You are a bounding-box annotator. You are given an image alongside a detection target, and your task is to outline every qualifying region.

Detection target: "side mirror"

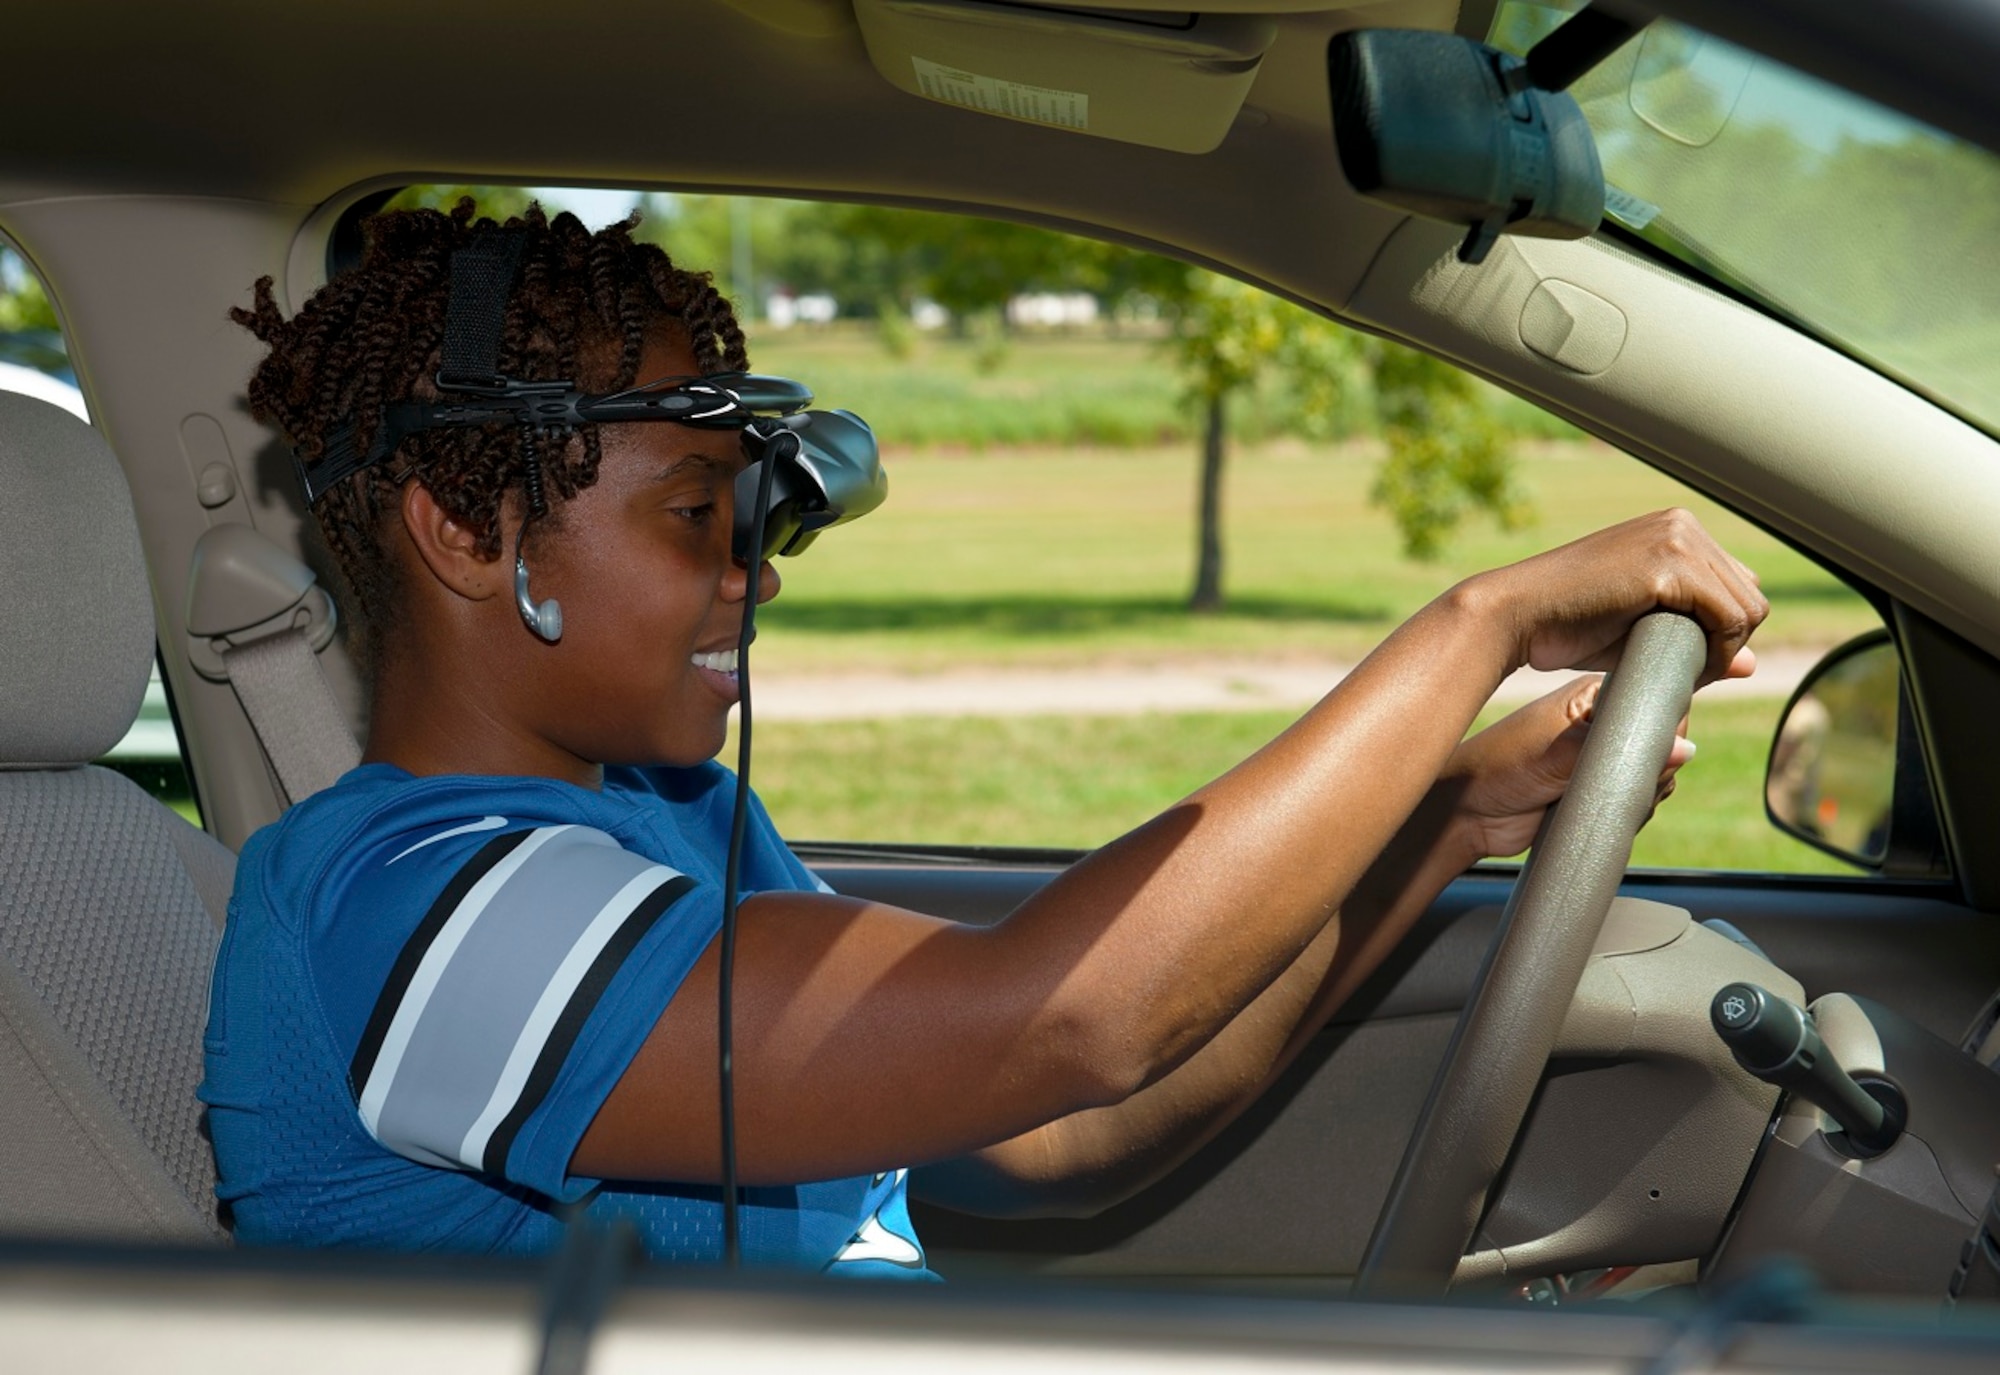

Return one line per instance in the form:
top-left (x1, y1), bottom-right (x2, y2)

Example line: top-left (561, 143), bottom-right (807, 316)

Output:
top-left (1766, 630), bottom-right (1944, 874)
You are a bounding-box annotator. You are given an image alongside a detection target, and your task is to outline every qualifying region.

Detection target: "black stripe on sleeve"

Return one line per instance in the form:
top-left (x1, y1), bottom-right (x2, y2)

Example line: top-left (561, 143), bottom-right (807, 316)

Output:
top-left (347, 827), bottom-right (535, 1100)
top-left (479, 872), bottom-right (698, 1177)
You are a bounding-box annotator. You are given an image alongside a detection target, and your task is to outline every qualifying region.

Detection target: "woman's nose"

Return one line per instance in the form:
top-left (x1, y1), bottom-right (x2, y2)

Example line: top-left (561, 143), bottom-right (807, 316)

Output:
top-left (724, 557), bottom-right (782, 605)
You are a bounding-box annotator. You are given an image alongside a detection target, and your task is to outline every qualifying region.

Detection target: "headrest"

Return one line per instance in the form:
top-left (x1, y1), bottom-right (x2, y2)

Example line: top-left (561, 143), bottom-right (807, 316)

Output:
top-left (0, 391), bottom-right (155, 766)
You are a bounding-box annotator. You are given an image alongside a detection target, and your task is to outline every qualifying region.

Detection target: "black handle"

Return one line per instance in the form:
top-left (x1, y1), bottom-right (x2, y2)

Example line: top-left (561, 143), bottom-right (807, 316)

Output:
top-left (1712, 983), bottom-right (1900, 1154)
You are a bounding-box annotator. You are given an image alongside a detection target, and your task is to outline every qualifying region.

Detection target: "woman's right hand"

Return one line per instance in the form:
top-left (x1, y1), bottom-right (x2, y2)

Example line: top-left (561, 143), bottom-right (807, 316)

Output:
top-left (1467, 508), bottom-right (1768, 686)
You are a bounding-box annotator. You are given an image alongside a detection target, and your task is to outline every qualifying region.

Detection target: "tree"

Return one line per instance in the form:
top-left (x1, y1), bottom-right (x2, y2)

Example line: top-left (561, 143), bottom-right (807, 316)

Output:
top-left (676, 199), bottom-right (1537, 596)
top-left (634, 194), bottom-right (849, 318)
top-left (1366, 341), bottom-right (1528, 560)
top-left (1064, 241), bottom-right (1527, 598)
top-left (0, 252), bottom-right (57, 335)
top-left (382, 184), bottom-right (539, 223)
top-left (819, 206), bottom-right (1078, 322)
top-left (0, 245), bottom-right (66, 375)
top-left (1158, 274), bottom-right (1363, 610)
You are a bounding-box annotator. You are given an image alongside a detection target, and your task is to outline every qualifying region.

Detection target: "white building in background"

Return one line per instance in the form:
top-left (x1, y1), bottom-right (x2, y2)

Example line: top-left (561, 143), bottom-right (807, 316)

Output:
top-left (1007, 292), bottom-right (1098, 328)
top-left (760, 294), bottom-right (1095, 333)
top-left (764, 292), bottom-right (839, 329)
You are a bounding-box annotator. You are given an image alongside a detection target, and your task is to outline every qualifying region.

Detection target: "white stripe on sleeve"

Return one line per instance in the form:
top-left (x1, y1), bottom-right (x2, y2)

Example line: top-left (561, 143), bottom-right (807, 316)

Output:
top-left (356, 825), bottom-right (571, 1135)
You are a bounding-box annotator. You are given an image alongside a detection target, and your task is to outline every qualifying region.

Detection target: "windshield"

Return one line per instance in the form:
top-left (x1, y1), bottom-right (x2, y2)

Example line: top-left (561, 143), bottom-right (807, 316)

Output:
top-left (1492, 3), bottom-right (2000, 437)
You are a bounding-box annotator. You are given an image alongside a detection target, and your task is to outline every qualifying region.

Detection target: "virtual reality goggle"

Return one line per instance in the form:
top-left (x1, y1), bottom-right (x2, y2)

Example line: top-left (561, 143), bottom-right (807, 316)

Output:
top-left (296, 231), bottom-right (887, 566)
top-left (303, 371), bottom-right (886, 564)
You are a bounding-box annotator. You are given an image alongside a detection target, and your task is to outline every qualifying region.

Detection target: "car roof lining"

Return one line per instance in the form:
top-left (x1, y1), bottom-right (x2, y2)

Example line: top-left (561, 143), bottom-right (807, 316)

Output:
top-left (11, 0), bottom-right (1994, 204)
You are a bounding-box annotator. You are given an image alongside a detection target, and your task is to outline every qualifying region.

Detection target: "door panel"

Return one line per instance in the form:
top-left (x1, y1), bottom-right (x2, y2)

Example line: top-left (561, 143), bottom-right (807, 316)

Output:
top-left (918, 1012), bottom-right (1458, 1280)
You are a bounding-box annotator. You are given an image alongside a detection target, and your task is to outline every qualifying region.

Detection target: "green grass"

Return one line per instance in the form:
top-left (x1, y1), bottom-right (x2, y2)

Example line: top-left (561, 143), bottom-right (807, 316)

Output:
top-left (742, 696), bottom-right (1856, 876)
top-left (753, 439), bottom-right (1880, 674)
top-left (753, 329), bottom-right (1189, 449)
top-left (750, 326), bottom-right (1584, 450)
top-left (1621, 697), bottom-right (1854, 874)
top-left (730, 371), bottom-right (1875, 876)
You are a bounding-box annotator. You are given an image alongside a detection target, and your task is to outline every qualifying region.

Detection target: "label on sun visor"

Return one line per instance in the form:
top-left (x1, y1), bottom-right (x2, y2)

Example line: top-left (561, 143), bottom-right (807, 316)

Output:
top-left (1603, 185), bottom-right (1661, 231)
top-left (911, 57), bottom-right (1088, 131)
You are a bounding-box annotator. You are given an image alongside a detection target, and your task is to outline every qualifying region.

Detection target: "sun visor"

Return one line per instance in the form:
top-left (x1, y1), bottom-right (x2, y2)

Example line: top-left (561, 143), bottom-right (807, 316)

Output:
top-left (853, 1), bottom-right (1276, 154)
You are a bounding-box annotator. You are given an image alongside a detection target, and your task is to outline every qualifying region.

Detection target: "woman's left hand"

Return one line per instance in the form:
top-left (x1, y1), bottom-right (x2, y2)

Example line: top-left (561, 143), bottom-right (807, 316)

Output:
top-left (1442, 675), bottom-right (1695, 862)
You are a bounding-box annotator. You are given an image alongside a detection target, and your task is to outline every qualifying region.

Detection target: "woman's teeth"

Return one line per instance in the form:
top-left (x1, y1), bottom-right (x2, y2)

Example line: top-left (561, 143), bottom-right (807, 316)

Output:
top-left (693, 650), bottom-right (739, 674)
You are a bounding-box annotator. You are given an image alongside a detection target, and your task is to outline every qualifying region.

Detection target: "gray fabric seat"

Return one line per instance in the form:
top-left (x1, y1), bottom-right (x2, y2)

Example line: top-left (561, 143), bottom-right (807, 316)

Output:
top-left (0, 391), bottom-right (232, 1243)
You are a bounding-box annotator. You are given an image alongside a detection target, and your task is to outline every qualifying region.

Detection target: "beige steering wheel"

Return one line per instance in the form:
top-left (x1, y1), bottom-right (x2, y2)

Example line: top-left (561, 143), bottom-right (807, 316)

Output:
top-left (1352, 611), bottom-right (1709, 1298)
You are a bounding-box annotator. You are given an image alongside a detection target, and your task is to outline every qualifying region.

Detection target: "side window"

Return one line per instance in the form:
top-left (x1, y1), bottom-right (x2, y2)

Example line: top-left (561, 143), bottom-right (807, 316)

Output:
top-left (384, 187), bottom-right (1887, 876)
top-left (0, 241), bottom-right (202, 826)
top-left (104, 668), bottom-right (203, 828)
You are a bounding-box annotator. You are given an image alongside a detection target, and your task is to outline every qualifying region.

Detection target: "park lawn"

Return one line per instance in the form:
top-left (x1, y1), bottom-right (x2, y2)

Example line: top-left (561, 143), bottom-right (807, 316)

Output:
top-left (752, 328), bottom-right (1192, 449)
top-left (752, 437), bottom-right (1879, 674)
top-left (739, 694), bottom-right (1856, 876)
top-left (751, 324), bottom-right (1575, 448)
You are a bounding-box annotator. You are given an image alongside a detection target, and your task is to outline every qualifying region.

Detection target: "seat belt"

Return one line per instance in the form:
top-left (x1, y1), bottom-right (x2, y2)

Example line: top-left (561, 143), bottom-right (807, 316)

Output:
top-left (185, 523), bottom-right (359, 807)
top-left (219, 627), bottom-right (360, 806)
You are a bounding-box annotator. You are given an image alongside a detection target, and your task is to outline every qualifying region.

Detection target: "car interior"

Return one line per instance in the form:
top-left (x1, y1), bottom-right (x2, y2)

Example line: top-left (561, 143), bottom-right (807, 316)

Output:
top-left (4, 0), bottom-right (2000, 1360)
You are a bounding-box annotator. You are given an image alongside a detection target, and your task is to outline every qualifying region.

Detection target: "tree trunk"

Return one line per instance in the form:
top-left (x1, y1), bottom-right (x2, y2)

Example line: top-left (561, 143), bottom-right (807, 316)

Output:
top-left (1189, 391), bottom-right (1226, 613)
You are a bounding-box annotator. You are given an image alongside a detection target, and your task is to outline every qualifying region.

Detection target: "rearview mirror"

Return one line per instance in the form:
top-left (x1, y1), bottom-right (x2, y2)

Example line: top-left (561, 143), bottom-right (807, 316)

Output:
top-left (1327, 28), bottom-right (1608, 264)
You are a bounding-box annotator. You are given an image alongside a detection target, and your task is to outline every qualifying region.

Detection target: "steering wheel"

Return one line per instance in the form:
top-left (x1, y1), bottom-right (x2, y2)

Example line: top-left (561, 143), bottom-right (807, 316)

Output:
top-left (1352, 611), bottom-right (1709, 1298)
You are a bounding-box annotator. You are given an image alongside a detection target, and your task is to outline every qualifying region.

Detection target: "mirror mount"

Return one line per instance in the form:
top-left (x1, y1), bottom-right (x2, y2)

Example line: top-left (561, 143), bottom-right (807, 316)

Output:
top-left (1520, 4), bottom-right (1650, 92)
top-left (1328, 6), bottom-right (1647, 264)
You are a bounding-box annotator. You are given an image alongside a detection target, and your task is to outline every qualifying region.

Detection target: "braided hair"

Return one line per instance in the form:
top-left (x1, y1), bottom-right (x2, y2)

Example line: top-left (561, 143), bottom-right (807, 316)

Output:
top-left (231, 199), bottom-right (749, 668)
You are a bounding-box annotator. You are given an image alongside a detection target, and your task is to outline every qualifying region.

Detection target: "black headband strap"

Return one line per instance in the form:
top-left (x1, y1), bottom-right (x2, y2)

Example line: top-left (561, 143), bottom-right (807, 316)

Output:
top-left (438, 230), bottom-right (528, 388)
top-left (293, 229), bottom-right (816, 509)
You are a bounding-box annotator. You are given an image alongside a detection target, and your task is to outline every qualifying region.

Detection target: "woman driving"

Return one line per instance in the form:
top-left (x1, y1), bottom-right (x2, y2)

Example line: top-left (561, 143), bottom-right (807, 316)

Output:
top-left (200, 202), bottom-right (1764, 1276)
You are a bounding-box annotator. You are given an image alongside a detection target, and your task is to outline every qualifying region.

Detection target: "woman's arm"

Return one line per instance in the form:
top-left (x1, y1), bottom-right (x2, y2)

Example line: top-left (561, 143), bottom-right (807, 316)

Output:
top-left (908, 771), bottom-right (1473, 1219)
top-left (574, 510), bottom-right (1764, 1188)
top-left (909, 675), bottom-right (1696, 1219)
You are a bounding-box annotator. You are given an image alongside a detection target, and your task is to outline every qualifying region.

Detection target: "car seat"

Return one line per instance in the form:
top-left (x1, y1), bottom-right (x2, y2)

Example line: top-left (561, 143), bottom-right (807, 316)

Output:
top-left (0, 391), bottom-right (232, 1243)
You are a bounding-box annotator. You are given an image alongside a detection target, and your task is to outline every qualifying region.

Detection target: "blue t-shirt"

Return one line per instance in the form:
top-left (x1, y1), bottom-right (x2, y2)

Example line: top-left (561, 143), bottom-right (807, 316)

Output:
top-left (201, 761), bottom-right (932, 1278)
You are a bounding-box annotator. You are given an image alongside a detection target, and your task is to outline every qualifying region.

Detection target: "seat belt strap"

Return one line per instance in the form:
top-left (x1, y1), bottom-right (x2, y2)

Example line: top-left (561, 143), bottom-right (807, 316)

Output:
top-left (220, 628), bottom-right (360, 806)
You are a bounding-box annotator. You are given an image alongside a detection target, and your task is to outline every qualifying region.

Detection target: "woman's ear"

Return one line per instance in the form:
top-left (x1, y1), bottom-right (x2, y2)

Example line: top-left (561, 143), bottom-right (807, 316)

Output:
top-left (399, 481), bottom-right (504, 603)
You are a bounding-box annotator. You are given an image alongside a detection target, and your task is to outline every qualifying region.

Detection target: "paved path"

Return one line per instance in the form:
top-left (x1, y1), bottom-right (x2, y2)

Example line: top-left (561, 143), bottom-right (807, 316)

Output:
top-left (751, 648), bottom-right (1820, 722)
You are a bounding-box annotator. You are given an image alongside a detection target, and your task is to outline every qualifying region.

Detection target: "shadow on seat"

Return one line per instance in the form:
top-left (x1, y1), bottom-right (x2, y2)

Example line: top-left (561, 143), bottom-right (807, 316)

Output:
top-left (0, 391), bottom-right (233, 1244)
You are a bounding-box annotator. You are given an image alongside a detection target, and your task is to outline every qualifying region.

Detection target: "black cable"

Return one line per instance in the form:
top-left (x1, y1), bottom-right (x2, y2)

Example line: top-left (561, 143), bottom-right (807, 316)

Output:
top-left (534, 1216), bottom-right (637, 1375)
top-left (520, 424), bottom-right (549, 519)
top-left (1635, 1259), bottom-right (1814, 1375)
top-left (717, 445), bottom-right (780, 1269)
